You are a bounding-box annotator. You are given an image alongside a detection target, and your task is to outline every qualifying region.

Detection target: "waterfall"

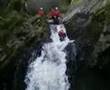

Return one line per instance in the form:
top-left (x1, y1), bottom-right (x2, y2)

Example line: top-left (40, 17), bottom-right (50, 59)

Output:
top-left (25, 24), bottom-right (74, 90)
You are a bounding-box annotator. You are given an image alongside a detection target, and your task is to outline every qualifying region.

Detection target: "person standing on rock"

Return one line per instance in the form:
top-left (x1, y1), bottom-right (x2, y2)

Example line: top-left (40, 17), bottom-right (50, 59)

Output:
top-left (54, 7), bottom-right (62, 18)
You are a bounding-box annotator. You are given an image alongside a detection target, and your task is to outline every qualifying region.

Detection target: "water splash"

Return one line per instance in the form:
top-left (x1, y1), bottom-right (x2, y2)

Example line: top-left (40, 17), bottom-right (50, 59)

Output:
top-left (25, 24), bottom-right (74, 90)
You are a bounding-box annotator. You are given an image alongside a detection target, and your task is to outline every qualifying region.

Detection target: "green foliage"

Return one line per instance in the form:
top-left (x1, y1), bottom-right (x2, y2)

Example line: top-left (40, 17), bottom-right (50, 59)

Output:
top-left (59, 0), bottom-right (70, 13)
top-left (71, 0), bottom-right (81, 5)
top-left (105, 2), bottom-right (110, 24)
top-left (0, 0), bottom-right (48, 69)
top-left (93, 1), bottom-right (110, 25)
top-left (7, 0), bottom-right (26, 11)
top-left (0, 11), bottom-right (25, 30)
top-left (86, 3), bottom-right (110, 43)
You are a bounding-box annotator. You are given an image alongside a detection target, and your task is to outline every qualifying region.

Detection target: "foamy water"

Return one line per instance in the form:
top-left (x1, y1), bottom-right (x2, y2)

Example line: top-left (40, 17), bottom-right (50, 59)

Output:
top-left (25, 24), bottom-right (74, 90)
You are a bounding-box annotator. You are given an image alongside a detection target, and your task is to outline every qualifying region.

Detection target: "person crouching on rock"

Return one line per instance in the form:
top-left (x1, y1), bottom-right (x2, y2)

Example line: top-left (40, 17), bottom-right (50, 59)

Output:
top-left (36, 7), bottom-right (45, 17)
top-left (48, 7), bottom-right (62, 24)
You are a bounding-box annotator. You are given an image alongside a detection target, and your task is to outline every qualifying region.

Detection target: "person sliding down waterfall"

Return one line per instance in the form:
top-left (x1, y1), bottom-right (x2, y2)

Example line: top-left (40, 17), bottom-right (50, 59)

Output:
top-left (48, 7), bottom-right (62, 24)
top-left (58, 30), bottom-right (66, 41)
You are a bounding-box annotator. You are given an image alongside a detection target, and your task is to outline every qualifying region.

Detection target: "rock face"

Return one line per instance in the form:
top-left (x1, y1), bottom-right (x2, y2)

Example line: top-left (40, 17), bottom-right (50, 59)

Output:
top-left (65, 42), bottom-right (79, 90)
top-left (64, 0), bottom-right (107, 22)
top-left (91, 23), bottom-right (110, 66)
top-left (65, 0), bottom-right (110, 68)
top-left (64, 0), bottom-right (110, 89)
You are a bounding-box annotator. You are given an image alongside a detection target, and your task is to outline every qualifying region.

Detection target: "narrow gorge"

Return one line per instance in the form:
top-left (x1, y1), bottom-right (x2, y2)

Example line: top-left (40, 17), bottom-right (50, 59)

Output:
top-left (0, 0), bottom-right (110, 90)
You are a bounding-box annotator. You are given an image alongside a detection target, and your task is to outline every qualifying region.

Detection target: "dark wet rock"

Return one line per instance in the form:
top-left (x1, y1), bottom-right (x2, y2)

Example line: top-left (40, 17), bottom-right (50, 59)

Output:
top-left (0, 39), bottom-right (44, 90)
top-left (65, 42), bottom-right (79, 90)
top-left (64, 1), bottom-right (110, 89)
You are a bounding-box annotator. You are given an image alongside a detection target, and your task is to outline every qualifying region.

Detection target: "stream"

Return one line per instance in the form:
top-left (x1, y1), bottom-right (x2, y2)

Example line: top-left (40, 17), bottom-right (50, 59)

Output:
top-left (25, 24), bottom-right (74, 90)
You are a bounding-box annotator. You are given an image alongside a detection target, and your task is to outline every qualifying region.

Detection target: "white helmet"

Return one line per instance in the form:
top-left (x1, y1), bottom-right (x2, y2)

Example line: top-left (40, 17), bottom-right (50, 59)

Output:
top-left (55, 7), bottom-right (58, 10)
top-left (40, 7), bottom-right (43, 10)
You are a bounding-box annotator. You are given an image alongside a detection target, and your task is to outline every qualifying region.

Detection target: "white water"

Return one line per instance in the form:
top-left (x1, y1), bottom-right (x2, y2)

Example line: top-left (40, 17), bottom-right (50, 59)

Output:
top-left (25, 24), bottom-right (74, 90)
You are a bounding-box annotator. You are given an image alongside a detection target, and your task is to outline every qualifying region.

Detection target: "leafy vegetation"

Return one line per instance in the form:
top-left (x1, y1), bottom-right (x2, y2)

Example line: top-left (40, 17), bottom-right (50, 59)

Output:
top-left (0, 0), bottom-right (48, 68)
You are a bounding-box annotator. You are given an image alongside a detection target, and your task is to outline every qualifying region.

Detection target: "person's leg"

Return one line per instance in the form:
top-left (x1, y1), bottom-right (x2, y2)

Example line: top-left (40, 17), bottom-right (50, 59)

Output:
top-left (52, 16), bottom-right (55, 24)
top-left (55, 17), bottom-right (59, 24)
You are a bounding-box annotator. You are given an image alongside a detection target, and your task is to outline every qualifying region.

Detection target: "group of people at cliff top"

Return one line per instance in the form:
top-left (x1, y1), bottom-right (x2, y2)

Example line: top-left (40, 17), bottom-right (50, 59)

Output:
top-left (36, 7), bottom-right (66, 41)
top-left (36, 7), bottom-right (62, 24)
top-left (36, 7), bottom-right (61, 18)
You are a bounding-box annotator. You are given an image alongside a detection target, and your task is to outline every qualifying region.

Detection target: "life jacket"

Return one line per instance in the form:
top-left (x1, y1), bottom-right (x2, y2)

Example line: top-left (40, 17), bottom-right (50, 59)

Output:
top-left (48, 9), bottom-right (61, 17)
top-left (37, 9), bottom-right (45, 17)
top-left (54, 9), bottom-right (61, 17)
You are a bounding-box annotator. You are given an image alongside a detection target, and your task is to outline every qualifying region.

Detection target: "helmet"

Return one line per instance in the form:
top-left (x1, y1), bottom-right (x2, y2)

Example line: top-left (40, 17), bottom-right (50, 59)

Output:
top-left (40, 7), bottom-right (43, 10)
top-left (55, 7), bottom-right (58, 10)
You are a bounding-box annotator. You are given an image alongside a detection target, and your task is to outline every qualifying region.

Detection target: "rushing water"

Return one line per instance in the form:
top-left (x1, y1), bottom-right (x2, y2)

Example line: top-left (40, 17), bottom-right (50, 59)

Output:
top-left (25, 24), bottom-right (74, 90)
